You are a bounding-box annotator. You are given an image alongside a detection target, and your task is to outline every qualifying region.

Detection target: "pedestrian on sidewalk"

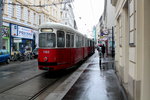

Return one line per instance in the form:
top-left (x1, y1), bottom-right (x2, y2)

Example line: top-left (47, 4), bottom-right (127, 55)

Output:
top-left (101, 44), bottom-right (105, 58)
top-left (97, 45), bottom-right (101, 52)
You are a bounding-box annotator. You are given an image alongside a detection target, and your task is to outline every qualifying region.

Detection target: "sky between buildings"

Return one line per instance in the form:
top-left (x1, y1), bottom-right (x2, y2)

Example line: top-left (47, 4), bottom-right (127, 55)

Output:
top-left (73, 0), bottom-right (104, 37)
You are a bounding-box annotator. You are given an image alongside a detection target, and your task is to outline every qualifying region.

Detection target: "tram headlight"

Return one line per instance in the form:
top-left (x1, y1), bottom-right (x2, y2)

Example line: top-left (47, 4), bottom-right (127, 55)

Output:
top-left (43, 57), bottom-right (48, 62)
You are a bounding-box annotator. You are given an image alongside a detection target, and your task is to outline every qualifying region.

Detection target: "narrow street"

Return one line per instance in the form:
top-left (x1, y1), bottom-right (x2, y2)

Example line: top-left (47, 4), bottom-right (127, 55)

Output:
top-left (0, 51), bottom-right (127, 100)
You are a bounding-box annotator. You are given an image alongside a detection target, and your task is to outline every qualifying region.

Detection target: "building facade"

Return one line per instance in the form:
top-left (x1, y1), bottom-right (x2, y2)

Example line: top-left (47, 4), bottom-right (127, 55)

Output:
top-left (61, 0), bottom-right (76, 29)
top-left (98, 0), bottom-right (115, 55)
top-left (111, 0), bottom-right (150, 100)
top-left (95, 22), bottom-right (100, 45)
top-left (2, 0), bottom-right (63, 54)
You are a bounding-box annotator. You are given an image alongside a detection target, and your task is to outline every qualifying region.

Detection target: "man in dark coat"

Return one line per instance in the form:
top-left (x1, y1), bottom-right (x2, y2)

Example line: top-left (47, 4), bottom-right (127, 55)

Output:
top-left (101, 44), bottom-right (105, 58)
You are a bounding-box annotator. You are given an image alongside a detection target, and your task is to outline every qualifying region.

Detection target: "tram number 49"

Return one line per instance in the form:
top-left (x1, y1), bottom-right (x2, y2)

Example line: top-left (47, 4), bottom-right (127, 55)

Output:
top-left (43, 51), bottom-right (50, 54)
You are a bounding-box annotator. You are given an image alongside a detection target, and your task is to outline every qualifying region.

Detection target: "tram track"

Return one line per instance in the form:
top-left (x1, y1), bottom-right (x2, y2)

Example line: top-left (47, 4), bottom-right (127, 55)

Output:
top-left (0, 69), bottom-right (73, 100)
top-left (28, 79), bottom-right (58, 100)
top-left (0, 72), bottom-right (63, 100)
top-left (0, 59), bottom-right (80, 99)
top-left (0, 72), bottom-right (45, 94)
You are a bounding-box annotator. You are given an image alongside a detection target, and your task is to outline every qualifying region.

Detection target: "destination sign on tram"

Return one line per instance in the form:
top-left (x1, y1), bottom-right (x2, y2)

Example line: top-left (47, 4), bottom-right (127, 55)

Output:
top-left (41, 28), bottom-right (53, 32)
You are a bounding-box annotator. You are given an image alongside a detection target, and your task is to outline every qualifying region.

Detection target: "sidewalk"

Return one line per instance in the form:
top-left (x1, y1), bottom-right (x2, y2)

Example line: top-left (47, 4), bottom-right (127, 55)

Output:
top-left (45, 51), bottom-right (127, 100)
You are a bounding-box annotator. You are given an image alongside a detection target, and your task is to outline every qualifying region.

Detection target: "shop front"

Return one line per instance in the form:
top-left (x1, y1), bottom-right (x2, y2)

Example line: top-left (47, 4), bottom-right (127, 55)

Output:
top-left (10, 24), bottom-right (35, 55)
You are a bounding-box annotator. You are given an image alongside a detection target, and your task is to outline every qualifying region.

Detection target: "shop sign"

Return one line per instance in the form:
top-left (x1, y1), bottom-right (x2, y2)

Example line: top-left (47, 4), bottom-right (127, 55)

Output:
top-left (11, 24), bottom-right (33, 39)
top-left (11, 24), bottom-right (18, 37)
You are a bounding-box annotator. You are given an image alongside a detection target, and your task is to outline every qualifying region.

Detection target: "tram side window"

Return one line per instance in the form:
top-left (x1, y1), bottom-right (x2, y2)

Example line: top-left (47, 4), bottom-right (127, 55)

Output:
top-left (76, 35), bottom-right (82, 48)
top-left (90, 40), bottom-right (91, 46)
top-left (79, 36), bottom-right (82, 47)
top-left (85, 39), bottom-right (87, 47)
top-left (86, 39), bottom-right (88, 47)
top-left (88, 40), bottom-right (90, 47)
top-left (82, 37), bottom-right (84, 47)
top-left (76, 35), bottom-right (79, 47)
top-left (70, 35), bottom-right (74, 47)
top-left (66, 34), bottom-right (70, 47)
top-left (57, 31), bottom-right (65, 47)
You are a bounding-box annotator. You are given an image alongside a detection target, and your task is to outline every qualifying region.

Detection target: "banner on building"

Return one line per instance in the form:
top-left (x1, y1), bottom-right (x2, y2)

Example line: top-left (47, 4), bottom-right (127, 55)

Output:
top-left (11, 24), bottom-right (33, 39)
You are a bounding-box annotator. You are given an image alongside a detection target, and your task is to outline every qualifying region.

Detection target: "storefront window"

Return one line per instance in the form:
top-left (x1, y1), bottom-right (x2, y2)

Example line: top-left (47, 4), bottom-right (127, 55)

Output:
top-left (12, 43), bottom-right (18, 51)
top-left (25, 40), bottom-right (32, 52)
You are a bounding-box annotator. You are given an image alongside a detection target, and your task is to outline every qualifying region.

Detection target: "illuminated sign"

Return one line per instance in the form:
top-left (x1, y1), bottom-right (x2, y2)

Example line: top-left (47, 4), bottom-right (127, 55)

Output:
top-left (41, 28), bottom-right (53, 32)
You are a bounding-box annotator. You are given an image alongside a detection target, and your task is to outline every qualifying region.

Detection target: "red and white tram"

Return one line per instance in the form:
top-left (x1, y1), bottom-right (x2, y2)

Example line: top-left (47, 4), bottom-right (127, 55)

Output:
top-left (38, 22), bottom-right (95, 71)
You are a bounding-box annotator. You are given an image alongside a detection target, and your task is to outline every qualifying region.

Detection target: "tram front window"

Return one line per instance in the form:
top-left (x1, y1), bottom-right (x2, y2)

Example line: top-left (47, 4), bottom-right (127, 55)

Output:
top-left (39, 33), bottom-right (56, 47)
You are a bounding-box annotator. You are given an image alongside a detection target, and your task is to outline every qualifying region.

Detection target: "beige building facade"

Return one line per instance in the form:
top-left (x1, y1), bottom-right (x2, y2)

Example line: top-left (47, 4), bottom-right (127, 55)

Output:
top-left (111, 0), bottom-right (150, 100)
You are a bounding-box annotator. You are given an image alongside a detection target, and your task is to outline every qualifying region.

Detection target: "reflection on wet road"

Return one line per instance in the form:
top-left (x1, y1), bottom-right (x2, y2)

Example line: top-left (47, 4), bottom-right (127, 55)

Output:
top-left (63, 53), bottom-right (125, 100)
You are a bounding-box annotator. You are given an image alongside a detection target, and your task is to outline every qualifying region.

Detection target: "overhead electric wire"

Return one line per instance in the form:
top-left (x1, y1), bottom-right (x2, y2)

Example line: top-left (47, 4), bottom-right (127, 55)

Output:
top-left (3, 1), bottom-right (72, 7)
top-left (89, 0), bottom-right (95, 25)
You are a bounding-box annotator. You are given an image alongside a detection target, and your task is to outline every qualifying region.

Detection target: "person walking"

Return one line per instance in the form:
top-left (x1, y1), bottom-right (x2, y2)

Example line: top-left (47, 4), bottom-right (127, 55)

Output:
top-left (101, 44), bottom-right (105, 58)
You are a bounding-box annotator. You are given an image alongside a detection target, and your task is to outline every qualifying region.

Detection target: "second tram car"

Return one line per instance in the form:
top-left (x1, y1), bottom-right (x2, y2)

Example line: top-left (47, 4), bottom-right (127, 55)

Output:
top-left (38, 22), bottom-right (95, 71)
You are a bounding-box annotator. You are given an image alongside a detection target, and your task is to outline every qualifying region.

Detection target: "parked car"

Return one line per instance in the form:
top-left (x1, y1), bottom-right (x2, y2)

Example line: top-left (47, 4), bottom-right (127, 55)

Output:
top-left (33, 48), bottom-right (38, 58)
top-left (0, 49), bottom-right (11, 64)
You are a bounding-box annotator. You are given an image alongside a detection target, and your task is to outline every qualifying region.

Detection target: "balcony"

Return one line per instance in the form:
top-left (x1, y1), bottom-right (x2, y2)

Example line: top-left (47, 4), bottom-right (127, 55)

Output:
top-left (111, 0), bottom-right (118, 6)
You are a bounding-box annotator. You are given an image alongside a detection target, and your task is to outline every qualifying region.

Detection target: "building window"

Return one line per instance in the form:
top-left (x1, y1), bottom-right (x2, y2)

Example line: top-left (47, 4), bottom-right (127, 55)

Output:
top-left (34, 13), bottom-right (36, 25)
top-left (12, 5), bottom-right (15, 17)
top-left (33, 0), bottom-right (36, 4)
top-left (50, 7), bottom-right (52, 15)
top-left (53, 9), bottom-right (55, 16)
top-left (44, 15), bottom-right (45, 22)
top-left (129, 0), bottom-right (136, 47)
top-left (117, 16), bottom-right (122, 47)
top-left (56, 11), bottom-right (58, 18)
top-left (39, 15), bottom-right (41, 25)
top-left (21, 7), bottom-right (24, 20)
top-left (65, 13), bottom-right (67, 18)
top-left (4, 0), bottom-right (8, 15)
top-left (39, 1), bottom-right (41, 5)
top-left (60, 11), bottom-right (63, 18)
top-left (28, 10), bottom-right (30, 22)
